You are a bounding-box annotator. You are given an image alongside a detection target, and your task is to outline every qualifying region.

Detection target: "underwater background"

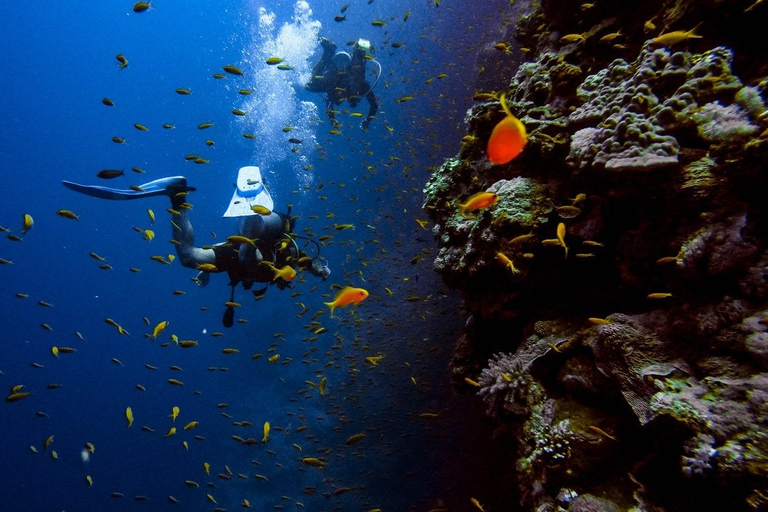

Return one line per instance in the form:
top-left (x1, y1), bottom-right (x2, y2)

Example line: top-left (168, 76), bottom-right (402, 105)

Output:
top-left (4, 0), bottom-right (768, 511)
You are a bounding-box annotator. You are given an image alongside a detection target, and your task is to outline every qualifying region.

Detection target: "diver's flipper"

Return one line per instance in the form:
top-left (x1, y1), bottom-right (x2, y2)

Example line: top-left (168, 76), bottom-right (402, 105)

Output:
top-left (252, 285), bottom-right (268, 298)
top-left (222, 306), bottom-right (235, 328)
top-left (62, 176), bottom-right (195, 201)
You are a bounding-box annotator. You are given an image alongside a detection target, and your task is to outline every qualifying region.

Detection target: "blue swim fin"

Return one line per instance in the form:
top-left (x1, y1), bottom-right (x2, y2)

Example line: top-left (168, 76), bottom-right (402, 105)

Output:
top-left (62, 176), bottom-right (195, 200)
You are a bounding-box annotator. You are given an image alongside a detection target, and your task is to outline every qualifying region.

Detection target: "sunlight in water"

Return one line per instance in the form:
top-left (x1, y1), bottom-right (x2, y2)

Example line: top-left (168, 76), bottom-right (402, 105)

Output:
top-left (240, 1), bottom-right (321, 190)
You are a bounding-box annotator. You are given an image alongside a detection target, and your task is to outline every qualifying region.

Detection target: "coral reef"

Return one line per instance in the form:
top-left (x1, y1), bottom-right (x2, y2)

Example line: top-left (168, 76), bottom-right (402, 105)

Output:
top-left (424, 1), bottom-right (768, 510)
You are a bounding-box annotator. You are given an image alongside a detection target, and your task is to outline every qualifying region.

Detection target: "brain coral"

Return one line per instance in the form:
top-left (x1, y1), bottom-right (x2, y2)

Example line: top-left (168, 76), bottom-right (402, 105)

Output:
top-left (567, 44), bottom-right (752, 173)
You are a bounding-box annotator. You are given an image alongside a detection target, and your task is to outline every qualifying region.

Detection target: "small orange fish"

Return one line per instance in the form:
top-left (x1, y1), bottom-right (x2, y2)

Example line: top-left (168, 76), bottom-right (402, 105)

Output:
top-left (324, 286), bottom-right (368, 317)
top-left (458, 192), bottom-right (498, 214)
top-left (487, 93), bottom-right (527, 164)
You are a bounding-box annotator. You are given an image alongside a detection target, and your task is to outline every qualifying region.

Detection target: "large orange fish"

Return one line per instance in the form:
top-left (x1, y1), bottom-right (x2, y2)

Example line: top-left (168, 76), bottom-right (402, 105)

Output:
top-left (324, 286), bottom-right (369, 317)
top-left (487, 93), bottom-right (527, 165)
top-left (458, 192), bottom-right (498, 214)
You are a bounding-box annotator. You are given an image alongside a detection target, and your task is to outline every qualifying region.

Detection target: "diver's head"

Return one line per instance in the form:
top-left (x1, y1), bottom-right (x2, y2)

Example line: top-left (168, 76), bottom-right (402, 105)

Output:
top-left (332, 51), bottom-right (352, 70)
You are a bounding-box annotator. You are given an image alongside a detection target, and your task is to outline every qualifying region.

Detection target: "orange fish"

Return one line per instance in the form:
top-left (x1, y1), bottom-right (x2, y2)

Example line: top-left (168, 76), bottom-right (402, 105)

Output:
top-left (324, 286), bottom-right (369, 317)
top-left (458, 192), bottom-right (498, 214)
top-left (487, 93), bottom-right (527, 164)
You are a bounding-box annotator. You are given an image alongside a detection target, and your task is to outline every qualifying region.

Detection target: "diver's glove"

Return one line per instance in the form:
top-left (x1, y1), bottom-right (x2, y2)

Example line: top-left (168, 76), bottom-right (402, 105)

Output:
top-left (195, 270), bottom-right (210, 288)
top-left (310, 259), bottom-right (331, 280)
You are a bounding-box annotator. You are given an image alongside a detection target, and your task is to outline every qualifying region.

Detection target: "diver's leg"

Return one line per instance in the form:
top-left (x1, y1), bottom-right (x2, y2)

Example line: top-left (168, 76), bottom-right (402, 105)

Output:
top-left (306, 38), bottom-right (336, 91)
top-left (170, 200), bottom-right (215, 268)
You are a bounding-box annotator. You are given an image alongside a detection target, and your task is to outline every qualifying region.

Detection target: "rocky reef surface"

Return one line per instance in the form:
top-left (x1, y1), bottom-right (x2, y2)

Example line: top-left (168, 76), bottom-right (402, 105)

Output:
top-left (424, 1), bottom-right (768, 510)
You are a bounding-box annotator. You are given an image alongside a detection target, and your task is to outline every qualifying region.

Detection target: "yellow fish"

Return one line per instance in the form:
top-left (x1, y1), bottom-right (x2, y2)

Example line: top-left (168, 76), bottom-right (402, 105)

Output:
top-left (125, 407), bottom-right (134, 428)
top-left (319, 377), bottom-right (327, 396)
top-left (152, 321), bottom-right (168, 339)
top-left (227, 235), bottom-right (257, 246)
top-left (22, 213), bottom-right (34, 233)
top-left (169, 406), bottom-right (179, 422)
top-left (557, 222), bottom-right (568, 258)
top-left (262, 421), bottom-right (270, 443)
top-left (650, 25), bottom-right (702, 48)
top-left (250, 205), bottom-right (272, 215)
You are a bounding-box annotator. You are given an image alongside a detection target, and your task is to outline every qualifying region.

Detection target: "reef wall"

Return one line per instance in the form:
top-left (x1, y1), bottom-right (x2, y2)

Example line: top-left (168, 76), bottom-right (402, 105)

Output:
top-left (424, 1), bottom-right (768, 510)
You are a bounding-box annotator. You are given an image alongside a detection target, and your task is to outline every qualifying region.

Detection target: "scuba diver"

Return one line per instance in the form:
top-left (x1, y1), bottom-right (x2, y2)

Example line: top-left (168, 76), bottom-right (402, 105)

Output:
top-left (305, 37), bottom-right (381, 130)
top-left (62, 166), bottom-right (330, 327)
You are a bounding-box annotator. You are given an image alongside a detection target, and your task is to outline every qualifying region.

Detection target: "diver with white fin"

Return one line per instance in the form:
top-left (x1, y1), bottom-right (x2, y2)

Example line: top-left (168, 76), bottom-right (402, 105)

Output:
top-left (62, 167), bottom-right (330, 327)
top-left (305, 37), bottom-right (380, 130)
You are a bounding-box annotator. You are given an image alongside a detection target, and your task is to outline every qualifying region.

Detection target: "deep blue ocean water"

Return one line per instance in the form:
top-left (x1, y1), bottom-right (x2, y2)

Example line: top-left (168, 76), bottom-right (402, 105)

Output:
top-left (1, 1), bottom-right (519, 510)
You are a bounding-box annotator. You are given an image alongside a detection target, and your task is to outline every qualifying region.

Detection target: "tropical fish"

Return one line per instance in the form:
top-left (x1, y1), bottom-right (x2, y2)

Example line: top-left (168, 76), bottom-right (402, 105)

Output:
top-left (324, 286), bottom-right (369, 317)
top-left (22, 213), bottom-right (34, 233)
top-left (152, 321), bottom-right (168, 339)
top-left (169, 406), bottom-right (179, 422)
top-left (346, 433), bottom-right (366, 445)
top-left (487, 93), bottom-right (527, 164)
top-left (557, 222), bottom-right (568, 258)
top-left (301, 457), bottom-right (326, 468)
top-left (56, 210), bottom-right (79, 221)
top-left (496, 252), bottom-right (520, 274)
top-left (265, 57), bottom-right (284, 65)
top-left (269, 264), bottom-right (297, 282)
top-left (227, 235), bottom-right (256, 246)
top-left (650, 25), bottom-right (702, 48)
top-left (262, 421), bottom-right (270, 443)
top-left (115, 54), bottom-right (128, 69)
top-left (223, 65), bottom-right (243, 75)
top-left (132, 1), bottom-right (151, 13)
top-left (457, 192), bottom-right (498, 214)
top-left (125, 407), bottom-right (134, 427)
top-left (560, 33), bottom-right (587, 44)
top-left (97, 169), bottom-right (124, 179)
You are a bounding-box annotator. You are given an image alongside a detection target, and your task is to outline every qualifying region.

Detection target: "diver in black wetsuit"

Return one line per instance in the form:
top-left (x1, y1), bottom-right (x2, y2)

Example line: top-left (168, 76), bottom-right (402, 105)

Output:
top-left (62, 167), bottom-right (330, 326)
top-left (305, 37), bottom-right (380, 130)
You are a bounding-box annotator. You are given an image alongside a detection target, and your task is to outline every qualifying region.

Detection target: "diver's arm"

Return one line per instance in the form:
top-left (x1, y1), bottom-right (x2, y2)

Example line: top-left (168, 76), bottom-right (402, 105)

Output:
top-left (171, 207), bottom-right (215, 268)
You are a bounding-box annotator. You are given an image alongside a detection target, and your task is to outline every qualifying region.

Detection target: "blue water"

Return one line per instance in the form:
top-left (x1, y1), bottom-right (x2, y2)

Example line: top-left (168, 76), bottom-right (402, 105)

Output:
top-left (1, 1), bottom-right (517, 510)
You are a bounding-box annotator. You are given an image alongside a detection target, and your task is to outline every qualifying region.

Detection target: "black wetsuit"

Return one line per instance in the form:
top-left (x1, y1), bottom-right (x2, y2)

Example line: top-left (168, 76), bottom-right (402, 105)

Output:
top-left (305, 42), bottom-right (378, 126)
top-left (211, 214), bottom-right (309, 292)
